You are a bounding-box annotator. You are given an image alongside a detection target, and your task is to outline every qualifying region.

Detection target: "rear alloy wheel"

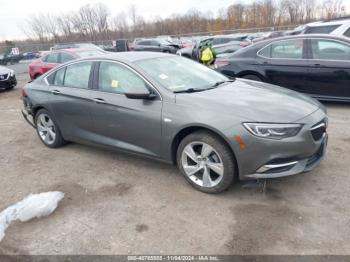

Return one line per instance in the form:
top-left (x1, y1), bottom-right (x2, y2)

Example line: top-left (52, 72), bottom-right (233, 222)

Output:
top-left (177, 131), bottom-right (236, 193)
top-left (35, 109), bottom-right (66, 148)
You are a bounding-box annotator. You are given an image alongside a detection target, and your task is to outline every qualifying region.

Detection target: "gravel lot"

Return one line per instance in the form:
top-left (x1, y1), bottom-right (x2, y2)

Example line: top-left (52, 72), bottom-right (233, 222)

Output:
top-left (0, 63), bottom-right (350, 255)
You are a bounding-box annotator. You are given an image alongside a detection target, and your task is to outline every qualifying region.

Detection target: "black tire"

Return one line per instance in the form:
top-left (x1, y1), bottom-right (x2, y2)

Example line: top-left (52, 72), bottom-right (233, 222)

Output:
top-left (34, 109), bottom-right (66, 148)
top-left (241, 74), bottom-right (263, 81)
top-left (177, 131), bottom-right (236, 194)
top-left (163, 50), bottom-right (171, 53)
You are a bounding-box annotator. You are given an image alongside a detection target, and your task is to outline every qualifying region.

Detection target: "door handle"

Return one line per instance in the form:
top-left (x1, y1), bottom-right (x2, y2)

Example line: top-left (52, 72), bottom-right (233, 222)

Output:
top-left (93, 98), bottom-right (106, 104)
top-left (314, 63), bottom-right (321, 67)
top-left (51, 90), bottom-right (61, 95)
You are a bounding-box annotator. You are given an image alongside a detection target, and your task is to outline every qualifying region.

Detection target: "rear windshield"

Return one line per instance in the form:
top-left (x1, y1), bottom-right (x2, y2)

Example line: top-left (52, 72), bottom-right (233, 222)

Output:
top-left (76, 50), bottom-right (105, 58)
top-left (304, 25), bottom-right (341, 34)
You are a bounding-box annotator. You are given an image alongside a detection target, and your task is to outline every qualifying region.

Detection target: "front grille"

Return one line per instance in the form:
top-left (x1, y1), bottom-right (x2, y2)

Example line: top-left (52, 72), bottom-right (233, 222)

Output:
top-left (311, 121), bottom-right (326, 141)
top-left (0, 74), bottom-right (9, 81)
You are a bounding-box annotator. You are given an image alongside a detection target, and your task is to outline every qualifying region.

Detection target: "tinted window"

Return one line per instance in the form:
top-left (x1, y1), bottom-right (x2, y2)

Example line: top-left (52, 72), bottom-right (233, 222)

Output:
top-left (304, 25), bottom-right (340, 34)
top-left (258, 45), bottom-right (271, 57)
top-left (344, 28), bottom-right (350, 38)
top-left (138, 41), bottom-right (150, 46)
top-left (54, 67), bottom-right (66, 86)
top-left (270, 39), bottom-right (303, 59)
top-left (44, 53), bottom-right (59, 63)
top-left (311, 39), bottom-right (350, 60)
top-left (212, 38), bottom-right (221, 45)
top-left (98, 62), bottom-right (149, 94)
top-left (60, 52), bottom-right (75, 63)
top-left (64, 62), bottom-right (93, 89)
top-left (151, 40), bottom-right (160, 46)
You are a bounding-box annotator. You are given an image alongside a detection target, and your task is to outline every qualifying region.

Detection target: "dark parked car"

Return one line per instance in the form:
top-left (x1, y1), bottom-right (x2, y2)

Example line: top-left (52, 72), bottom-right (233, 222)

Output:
top-left (215, 34), bottom-right (350, 102)
top-left (21, 52), bottom-right (327, 193)
top-left (177, 34), bottom-right (247, 60)
top-left (0, 66), bottom-right (17, 90)
top-left (133, 39), bottom-right (180, 53)
top-left (0, 53), bottom-right (22, 65)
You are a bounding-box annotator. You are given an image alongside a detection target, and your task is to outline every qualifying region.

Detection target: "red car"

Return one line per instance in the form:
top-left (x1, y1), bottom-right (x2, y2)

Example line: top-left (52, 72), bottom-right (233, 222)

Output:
top-left (28, 48), bottom-right (105, 80)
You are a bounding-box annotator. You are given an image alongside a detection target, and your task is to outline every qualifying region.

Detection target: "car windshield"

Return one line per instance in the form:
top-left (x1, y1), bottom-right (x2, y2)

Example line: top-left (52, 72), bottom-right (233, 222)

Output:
top-left (77, 50), bottom-right (105, 58)
top-left (136, 56), bottom-right (229, 92)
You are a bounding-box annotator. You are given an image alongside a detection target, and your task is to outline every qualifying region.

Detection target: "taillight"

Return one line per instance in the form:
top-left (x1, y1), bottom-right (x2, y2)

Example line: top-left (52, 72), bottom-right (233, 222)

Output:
top-left (21, 87), bottom-right (28, 97)
top-left (214, 60), bottom-right (230, 69)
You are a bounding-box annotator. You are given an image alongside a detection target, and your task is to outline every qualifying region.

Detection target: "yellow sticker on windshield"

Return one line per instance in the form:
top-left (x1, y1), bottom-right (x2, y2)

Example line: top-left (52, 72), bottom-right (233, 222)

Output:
top-left (111, 80), bottom-right (119, 88)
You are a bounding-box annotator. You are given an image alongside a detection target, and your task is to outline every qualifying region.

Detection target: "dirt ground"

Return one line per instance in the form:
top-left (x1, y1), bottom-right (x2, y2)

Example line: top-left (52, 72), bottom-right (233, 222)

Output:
top-left (0, 66), bottom-right (350, 255)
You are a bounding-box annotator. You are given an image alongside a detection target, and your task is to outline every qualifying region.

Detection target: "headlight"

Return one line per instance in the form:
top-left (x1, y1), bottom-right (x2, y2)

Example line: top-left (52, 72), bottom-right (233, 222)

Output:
top-left (243, 123), bottom-right (303, 139)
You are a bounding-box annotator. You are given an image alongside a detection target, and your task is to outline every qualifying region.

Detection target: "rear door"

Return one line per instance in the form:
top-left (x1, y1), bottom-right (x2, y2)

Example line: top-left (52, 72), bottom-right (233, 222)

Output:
top-left (306, 38), bottom-right (350, 99)
top-left (256, 38), bottom-right (309, 92)
top-left (89, 61), bottom-right (163, 157)
top-left (47, 61), bottom-right (94, 141)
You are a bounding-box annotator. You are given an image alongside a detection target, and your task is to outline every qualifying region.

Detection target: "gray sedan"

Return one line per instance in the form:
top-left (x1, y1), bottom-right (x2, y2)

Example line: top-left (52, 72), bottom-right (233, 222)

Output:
top-left (21, 52), bottom-right (328, 193)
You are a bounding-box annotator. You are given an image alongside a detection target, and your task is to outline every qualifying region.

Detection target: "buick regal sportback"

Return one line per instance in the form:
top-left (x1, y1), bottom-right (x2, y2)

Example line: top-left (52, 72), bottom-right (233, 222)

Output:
top-left (21, 52), bottom-right (328, 193)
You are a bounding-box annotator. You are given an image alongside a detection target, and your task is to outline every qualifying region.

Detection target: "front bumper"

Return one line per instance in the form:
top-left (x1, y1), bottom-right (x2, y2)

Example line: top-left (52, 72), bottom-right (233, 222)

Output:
top-left (0, 75), bottom-right (17, 89)
top-left (246, 134), bottom-right (327, 179)
top-left (227, 109), bottom-right (328, 180)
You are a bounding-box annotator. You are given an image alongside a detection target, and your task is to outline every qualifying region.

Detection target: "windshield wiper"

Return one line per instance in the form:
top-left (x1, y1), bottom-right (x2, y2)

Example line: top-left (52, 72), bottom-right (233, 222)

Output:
top-left (174, 88), bottom-right (208, 93)
top-left (211, 79), bottom-right (235, 88)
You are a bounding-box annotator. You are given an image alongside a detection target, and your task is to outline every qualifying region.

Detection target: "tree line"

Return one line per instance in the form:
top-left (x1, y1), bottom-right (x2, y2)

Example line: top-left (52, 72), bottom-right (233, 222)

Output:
top-left (1, 0), bottom-right (348, 50)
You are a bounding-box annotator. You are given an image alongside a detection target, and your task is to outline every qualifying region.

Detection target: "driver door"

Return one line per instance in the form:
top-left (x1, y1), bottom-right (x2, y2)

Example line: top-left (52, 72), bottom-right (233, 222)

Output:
top-left (89, 61), bottom-right (163, 157)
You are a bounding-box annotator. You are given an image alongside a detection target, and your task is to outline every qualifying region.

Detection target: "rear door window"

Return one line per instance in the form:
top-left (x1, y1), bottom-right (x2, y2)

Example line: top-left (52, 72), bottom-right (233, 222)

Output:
top-left (310, 39), bottom-right (350, 60)
top-left (63, 62), bottom-right (93, 89)
top-left (54, 67), bottom-right (66, 86)
top-left (270, 39), bottom-right (304, 59)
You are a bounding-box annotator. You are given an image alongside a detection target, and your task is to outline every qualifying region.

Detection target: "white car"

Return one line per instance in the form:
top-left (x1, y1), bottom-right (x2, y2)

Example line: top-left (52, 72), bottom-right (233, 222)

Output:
top-left (301, 18), bottom-right (350, 38)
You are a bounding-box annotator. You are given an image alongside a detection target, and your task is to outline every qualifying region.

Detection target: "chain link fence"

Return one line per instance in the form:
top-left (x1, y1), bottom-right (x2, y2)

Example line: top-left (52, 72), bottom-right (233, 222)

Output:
top-left (0, 25), bottom-right (298, 54)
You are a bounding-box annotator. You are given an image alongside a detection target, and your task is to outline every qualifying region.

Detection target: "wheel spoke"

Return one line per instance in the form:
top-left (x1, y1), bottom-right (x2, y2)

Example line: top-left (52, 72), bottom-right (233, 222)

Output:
top-left (48, 129), bottom-right (56, 141)
top-left (201, 143), bottom-right (213, 158)
top-left (39, 114), bottom-right (46, 127)
top-left (46, 119), bottom-right (54, 127)
top-left (202, 167), bottom-right (213, 187)
top-left (184, 145), bottom-right (198, 163)
top-left (37, 124), bottom-right (46, 133)
top-left (207, 161), bottom-right (224, 176)
top-left (44, 132), bottom-right (51, 143)
top-left (184, 165), bottom-right (203, 176)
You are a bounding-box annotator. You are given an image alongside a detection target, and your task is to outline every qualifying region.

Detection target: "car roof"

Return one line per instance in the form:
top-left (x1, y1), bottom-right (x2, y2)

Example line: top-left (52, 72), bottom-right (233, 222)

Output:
top-left (68, 51), bottom-right (171, 64)
top-left (307, 19), bottom-right (350, 27)
top-left (101, 51), bottom-right (172, 62)
top-left (254, 34), bottom-right (350, 46)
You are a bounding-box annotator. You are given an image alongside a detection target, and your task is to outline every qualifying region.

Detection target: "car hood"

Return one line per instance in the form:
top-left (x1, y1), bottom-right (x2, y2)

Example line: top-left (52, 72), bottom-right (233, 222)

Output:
top-left (175, 79), bottom-right (321, 123)
top-left (0, 66), bottom-right (11, 74)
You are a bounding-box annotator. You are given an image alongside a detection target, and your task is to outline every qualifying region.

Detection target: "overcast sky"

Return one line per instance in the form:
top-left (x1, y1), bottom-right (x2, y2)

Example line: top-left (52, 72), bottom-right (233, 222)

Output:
top-left (0, 0), bottom-right (237, 40)
top-left (0, 0), bottom-right (349, 41)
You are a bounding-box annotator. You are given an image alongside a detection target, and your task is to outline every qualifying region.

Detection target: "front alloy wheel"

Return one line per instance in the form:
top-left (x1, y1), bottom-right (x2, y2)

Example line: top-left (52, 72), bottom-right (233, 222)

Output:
top-left (181, 142), bottom-right (224, 188)
top-left (177, 131), bottom-right (236, 193)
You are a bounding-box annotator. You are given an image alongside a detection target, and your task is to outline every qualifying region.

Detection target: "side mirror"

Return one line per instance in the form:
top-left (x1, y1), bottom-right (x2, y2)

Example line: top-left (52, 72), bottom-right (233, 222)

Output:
top-left (124, 90), bottom-right (157, 100)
